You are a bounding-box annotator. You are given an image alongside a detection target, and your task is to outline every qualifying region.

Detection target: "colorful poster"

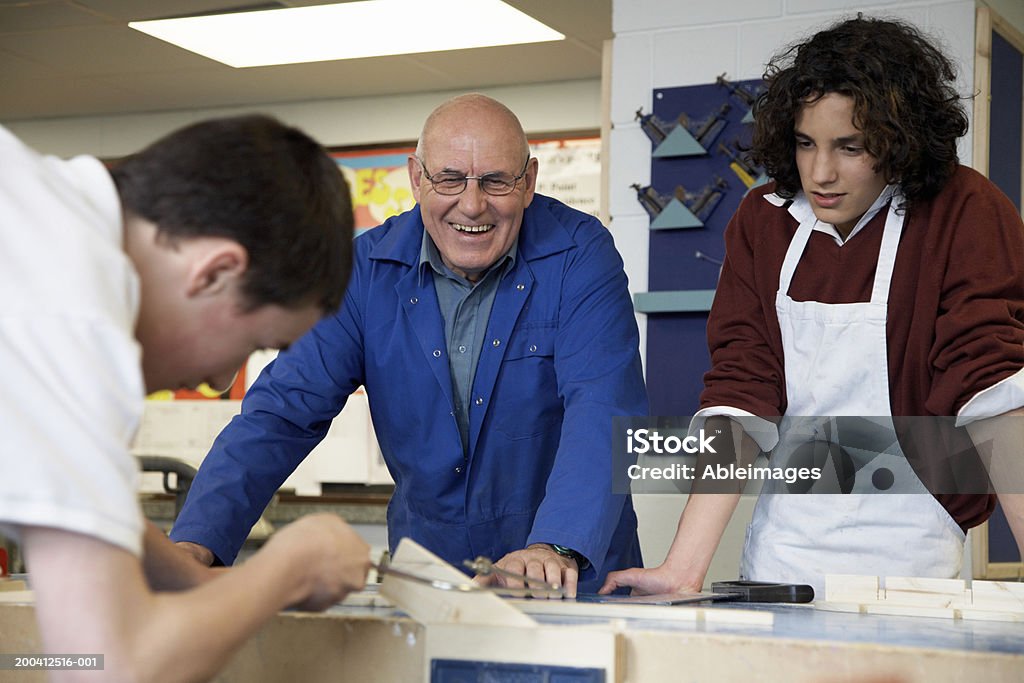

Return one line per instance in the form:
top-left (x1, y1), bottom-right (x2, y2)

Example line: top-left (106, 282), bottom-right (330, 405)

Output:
top-left (332, 147), bottom-right (417, 234)
top-left (151, 372), bottom-right (246, 401)
top-left (531, 137), bottom-right (602, 218)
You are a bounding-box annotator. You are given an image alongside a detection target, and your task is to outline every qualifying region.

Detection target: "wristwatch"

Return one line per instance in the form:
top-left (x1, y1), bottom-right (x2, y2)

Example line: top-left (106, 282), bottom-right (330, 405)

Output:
top-left (549, 544), bottom-right (591, 571)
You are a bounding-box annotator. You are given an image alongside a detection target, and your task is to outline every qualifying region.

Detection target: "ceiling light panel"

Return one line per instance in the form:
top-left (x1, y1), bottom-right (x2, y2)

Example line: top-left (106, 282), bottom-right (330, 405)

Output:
top-left (128, 0), bottom-right (565, 68)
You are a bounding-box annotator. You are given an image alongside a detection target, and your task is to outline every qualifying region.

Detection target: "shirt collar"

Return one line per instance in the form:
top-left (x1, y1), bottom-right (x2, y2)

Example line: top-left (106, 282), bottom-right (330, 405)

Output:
top-left (823, 183), bottom-right (897, 243)
top-left (764, 184), bottom-right (898, 245)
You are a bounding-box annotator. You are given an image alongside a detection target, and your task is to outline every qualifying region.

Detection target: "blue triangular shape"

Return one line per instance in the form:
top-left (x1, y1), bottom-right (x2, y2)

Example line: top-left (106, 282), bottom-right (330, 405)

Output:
top-left (650, 198), bottom-right (703, 229)
top-left (653, 125), bottom-right (706, 157)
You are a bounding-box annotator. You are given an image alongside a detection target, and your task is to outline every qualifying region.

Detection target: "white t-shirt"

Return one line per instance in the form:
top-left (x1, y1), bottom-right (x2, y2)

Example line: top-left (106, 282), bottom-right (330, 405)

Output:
top-left (0, 126), bottom-right (145, 556)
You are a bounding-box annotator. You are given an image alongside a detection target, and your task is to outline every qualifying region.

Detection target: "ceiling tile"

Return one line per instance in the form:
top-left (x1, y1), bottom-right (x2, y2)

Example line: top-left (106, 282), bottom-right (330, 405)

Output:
top-left (0, 47), bottom-right (61, 79)
top-left (0, 0), bottom-right (104, 33)
top-left (0, 73), bottom-right (138, 119)
top-left (1, 24), bottom-right (224, 74)
top-left (72, 0), bottom-right (276, 22)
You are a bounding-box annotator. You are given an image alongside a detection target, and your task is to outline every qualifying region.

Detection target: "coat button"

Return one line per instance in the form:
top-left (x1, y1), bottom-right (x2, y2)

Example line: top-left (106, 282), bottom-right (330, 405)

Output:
top-left (492, 339), bottom-right (501, 347)
top-left (410, 297), bottom-right (418, 304)
top-left (529, 344), bottom-right (537, 353)
top-left (454, 466), bottom-right (463, 474)
top-left (433, 349), bottom-right (441, 358)
top-left (475, 397), bottom-right (484, 406)
top-left (516, 283), bottom-right (525, 291)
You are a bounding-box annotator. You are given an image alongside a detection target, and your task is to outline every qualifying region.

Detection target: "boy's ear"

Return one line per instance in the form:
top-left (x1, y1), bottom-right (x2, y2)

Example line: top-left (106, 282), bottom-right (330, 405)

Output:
top-left (186, 240), bottom-right (248, 298)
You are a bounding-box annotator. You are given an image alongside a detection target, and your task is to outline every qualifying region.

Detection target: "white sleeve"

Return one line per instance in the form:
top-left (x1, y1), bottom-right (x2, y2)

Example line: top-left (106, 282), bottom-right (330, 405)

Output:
top-left (955, 369), bottom-right (1024, 426)
top-left (0, 314), bottom-right (144, 555)
top-left (689, 407), bottom-right (780, 452)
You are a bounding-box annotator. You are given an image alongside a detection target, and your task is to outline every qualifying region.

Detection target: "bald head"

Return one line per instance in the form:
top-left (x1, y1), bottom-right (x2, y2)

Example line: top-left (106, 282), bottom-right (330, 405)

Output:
top-left (408, 93), bottom-right (538, 283)
top-left (416, 94), bottom-right (530, 166)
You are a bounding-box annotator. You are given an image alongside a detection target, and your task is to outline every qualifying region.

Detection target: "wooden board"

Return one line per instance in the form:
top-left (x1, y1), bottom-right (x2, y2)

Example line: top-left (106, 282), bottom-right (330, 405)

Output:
top-left (380, 537), bottom-right (535, 627)
top-left (818, 574), bottom-right (1024, 622)
top-left (380, 538), bottom-right (620, 681)
top-left (507, 597), bottom-right (773, 626)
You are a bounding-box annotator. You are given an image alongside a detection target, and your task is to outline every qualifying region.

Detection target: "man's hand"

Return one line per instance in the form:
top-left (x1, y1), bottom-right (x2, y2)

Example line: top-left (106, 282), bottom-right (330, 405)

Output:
top-left (176, 540), bottom-right (215, 567)
top-left (142, 522), bottom-right (221, 592)
top-left (598, 564), bottom-right (702, 596)
top-left (474, 543), bottom-right (579, 598)
top-left (260, 513), bottom-right (371, 611)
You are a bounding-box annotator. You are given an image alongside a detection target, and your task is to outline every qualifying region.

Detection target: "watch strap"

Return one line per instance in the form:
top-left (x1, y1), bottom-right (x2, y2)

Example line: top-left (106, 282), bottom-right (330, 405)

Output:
top-left (549, 544), bottom-right (591, 570)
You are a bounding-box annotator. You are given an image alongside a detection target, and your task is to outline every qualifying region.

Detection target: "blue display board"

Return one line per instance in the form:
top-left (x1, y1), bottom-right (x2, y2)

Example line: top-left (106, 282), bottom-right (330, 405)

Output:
top-left (990, 31), bottom-right (1023, 213)
top-left (639, 78), bottom-right (765, 414)
top-left (986, 26), bottom-right (1024, 566)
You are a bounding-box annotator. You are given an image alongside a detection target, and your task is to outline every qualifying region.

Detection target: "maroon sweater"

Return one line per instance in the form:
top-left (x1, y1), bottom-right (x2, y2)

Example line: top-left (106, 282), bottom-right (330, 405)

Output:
top-left (701, 166), bottom-right (1024, 530)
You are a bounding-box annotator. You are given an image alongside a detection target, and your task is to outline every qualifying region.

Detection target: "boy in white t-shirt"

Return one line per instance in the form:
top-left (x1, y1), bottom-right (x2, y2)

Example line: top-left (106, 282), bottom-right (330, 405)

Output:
top-left (0, 115), bottom-right (370, 681)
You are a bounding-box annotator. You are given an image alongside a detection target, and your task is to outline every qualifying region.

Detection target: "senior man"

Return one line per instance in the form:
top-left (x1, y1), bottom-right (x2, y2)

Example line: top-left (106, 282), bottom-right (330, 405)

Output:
top-left (171, 94), bottom-right (647, 596)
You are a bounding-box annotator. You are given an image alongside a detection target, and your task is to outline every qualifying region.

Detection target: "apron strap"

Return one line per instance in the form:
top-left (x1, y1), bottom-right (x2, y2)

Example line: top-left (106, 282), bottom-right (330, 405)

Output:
top-left (869, 191), bottom-right (905, 305)
top-left (777, 197), bottom-right (816, 295)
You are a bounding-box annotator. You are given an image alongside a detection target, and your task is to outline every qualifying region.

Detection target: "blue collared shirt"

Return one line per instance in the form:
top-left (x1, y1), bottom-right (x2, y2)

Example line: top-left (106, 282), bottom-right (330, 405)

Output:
top-left (421, 233), bottom-right (518, 455)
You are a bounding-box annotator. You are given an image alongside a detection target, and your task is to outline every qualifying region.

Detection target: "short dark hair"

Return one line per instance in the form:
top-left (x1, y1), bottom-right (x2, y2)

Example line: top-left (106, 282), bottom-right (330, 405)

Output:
top-left (110, 114), bottom-right (353, 312)
top-left (750, 15), bottom-right (969, 202)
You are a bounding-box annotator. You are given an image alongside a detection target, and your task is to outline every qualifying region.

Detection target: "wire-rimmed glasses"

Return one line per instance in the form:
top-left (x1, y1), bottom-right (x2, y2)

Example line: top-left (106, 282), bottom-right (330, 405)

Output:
top-left (413, 156), bottom-right (530, 196)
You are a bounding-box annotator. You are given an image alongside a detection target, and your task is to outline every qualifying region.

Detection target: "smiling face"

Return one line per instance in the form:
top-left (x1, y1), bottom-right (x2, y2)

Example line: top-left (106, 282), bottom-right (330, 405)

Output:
top-left (409, 96), bottom-right (537, 282)
top-left (794, 92), bottom-right (889, 239)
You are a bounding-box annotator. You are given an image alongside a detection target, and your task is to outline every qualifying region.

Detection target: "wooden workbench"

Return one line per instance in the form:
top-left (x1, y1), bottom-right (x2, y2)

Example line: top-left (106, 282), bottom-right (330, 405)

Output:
top-left (1, 591), bottom-right (1022, 682)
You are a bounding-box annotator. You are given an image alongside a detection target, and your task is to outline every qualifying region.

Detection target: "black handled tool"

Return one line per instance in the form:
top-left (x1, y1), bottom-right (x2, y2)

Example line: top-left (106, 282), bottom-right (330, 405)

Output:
top-left (710, 580), bottom-right (814, 603)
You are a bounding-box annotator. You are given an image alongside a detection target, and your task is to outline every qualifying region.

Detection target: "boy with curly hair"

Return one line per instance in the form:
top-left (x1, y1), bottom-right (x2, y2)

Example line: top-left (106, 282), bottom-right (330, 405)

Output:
top-left (603, 15), bottom-right (1024, 596)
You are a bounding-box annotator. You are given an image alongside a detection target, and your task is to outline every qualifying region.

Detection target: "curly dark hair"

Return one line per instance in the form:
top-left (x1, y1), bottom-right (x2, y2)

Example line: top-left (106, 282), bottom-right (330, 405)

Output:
top-left (750, 15), bottom-right (969, 202)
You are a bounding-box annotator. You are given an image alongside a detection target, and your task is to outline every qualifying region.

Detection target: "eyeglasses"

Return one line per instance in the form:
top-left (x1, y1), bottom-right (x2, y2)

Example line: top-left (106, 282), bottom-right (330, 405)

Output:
top-left (413, 156), bottom-right (530, 196)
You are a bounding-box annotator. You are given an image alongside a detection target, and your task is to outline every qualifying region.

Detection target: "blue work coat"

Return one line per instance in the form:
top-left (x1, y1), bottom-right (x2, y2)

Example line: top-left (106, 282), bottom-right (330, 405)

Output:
top-left (171, 195), bottom-right (647, 591)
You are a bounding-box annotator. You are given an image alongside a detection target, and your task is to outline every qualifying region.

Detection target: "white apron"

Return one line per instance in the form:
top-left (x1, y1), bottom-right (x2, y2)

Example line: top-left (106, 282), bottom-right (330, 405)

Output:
top-left (739, 193), bottom-right (965, 597)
